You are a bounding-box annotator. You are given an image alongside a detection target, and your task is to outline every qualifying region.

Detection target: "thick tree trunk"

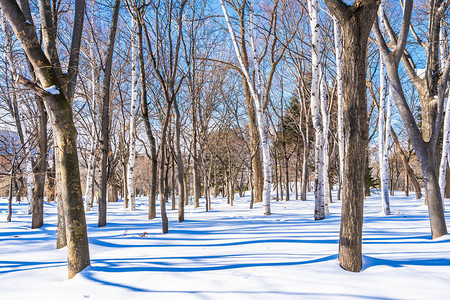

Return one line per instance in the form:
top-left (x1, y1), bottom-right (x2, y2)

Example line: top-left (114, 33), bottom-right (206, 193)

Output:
top-left (0, 0), bottom-right (90, 278)
top-left (338, 22), bottom-right (370, 272)
top-left (324, 0), bottom-right (379, 271)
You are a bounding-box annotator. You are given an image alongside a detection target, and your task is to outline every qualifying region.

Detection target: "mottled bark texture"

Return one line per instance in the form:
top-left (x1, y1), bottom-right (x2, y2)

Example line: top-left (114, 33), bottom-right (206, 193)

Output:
top-left (0, 0), bottom-right (90, 278)
top-left (324, 0), bottom-right (379, 272)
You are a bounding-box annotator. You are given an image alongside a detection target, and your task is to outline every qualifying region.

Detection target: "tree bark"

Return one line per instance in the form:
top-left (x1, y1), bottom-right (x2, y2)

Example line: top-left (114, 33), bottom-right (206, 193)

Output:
top-left (99, 0), bottom-right (120, 227)
top-left (127, 12), bottom-right (138, 211)
top-left (136, 19), bottom-right (157, 219)
top-left (174, 100), bottom-right (185, 222)
top-left (32, 98), bottom-right (48, 229)
top-left (373, 0), bottom-right (448, 238)
top-left (324, 0), bottom-right (379, 272)
top-left (0, 0), bottom-right (90, 278)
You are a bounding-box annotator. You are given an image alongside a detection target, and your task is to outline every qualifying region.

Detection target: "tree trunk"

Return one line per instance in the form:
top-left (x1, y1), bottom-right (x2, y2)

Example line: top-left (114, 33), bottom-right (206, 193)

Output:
top-left (174, 101), bottom-right (185, 222)
top-left (324, 0), bottom-right (379, 271)
top-left (0, 0), bottom-right (91, 278)
top-left (7, 173), bottom-right (13, 222)
top-left (56, 149), bottom-right (66, 249)
top-left (99, 0), bottom-right (120, 227)
top-left (333, 17), bottom-right (345, 202)
top-left (301, 134), bottom-right (309, 201)
top-left (31, 98), bottom-right (47, 229)
top-left (274, 153), bottom-right (279, 201)
top-left (159, 113), bottom-right (171, 233)
top-left (127, 12), bottom-right (138, 212)
top-left (137, 20), bottom-right (157, 219)
top-left (309, 0), bottom-right (325, 220)
top-left (373, 0), bottom-right (447, 238)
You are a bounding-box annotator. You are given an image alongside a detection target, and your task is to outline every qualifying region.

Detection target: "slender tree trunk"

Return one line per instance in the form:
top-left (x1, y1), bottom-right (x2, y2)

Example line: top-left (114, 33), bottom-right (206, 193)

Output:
top-left (127, 12), bottom-right (138, 212)
top-left (320, 65), bottom-right (330, 214)
top-left (295, 147), bottom-right (299, 200)
top-left (122, 163), bottom-right (128, 207)
top-left (333, 17), bottom-right (344, 202)
top-left (56, 149), bottom-right (66, 249)
top-left (309, 0), bottom-right (325, 220)
top-left (99, 0), bottom-right (120, 227)
top-left (174, 101), bottom-right (185, 222)
top-left (274, 153), bottom-right (279, 201)
top-left (7, 172), bottom-right (14, 222)
top-left (378, 13), bottom-right (390, 215)
top-left (137, 20), bottom-right (157, 219)
top-left (192, 100), bottom-right (201, 208)
top-left (301, 133), bottom-right (309, 201)
top-left (31, 98), bottom-right (47, 229)
top-left (159, 113), bottom-right (171, 233)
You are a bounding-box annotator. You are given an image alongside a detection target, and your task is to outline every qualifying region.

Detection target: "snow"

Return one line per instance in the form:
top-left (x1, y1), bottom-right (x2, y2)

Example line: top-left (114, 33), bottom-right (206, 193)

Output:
top-left (416, 68), bottom-right (426, 79)
top-left (44, 85), bottom-right (60, 95)
top-left (1, 192), bottom-right (450, 299)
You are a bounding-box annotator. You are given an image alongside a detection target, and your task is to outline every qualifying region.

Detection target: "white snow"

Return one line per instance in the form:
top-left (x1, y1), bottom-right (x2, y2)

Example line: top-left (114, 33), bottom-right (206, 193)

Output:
top-left (44, 85), bottom-right (60, 95)
top-left (1, 192), bottom-right (449, 299)
top-left (416, 68), bottom-right (426, 79)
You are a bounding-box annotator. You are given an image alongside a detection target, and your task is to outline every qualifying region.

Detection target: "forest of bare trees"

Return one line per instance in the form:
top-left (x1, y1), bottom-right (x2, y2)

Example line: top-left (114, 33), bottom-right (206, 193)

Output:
top-left (0, 0), bottom-right (449, 279)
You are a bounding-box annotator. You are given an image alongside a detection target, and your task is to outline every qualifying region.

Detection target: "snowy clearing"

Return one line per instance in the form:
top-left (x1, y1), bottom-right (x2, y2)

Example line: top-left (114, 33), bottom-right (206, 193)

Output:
top-left (1, 192), bottom-right (450, 299)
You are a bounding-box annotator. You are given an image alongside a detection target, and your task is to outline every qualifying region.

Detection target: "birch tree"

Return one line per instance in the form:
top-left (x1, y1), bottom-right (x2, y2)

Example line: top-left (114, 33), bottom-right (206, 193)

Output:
top-left (377, 1), bottom-right (390, 215)
top-left (127, 6), bottom-right (138, 211)
top-left (85, 1), bottom-right (98, 212)
top-left (308, 0), bottom-right (326, 220)
top-left (333, 17), bottom-right (344, 201)
top-left (320, 64), bottom-right (330, 214)
top-left (439, 24), bottom-right (449, 200)
top-left (219, 0), bottom-right (280, 215)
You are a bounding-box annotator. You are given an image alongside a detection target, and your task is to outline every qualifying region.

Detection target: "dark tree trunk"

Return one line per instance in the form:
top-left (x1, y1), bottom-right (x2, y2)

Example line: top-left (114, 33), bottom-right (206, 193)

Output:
top-left (274, 153), bottom-right (279, 201)
top-left (99, 0), bottom-right (120, 227)
top-left (31, 98), bottom-right (47, 229)
top-left (174, 101), bottom-right (185, 222)
top-left (0, 0), bottom-right (90, 278)
top-left (159, 113), bottom-right (171, 233)
top-left (324, 0), bottom-right (379, 272)
top-left (7, 173), bottom-right (13, 222)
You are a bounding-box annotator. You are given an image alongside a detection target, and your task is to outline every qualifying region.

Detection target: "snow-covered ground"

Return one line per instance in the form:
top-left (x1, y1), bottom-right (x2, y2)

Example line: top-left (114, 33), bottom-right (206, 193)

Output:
top-left (1, 191), bottom-right (449, 299)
